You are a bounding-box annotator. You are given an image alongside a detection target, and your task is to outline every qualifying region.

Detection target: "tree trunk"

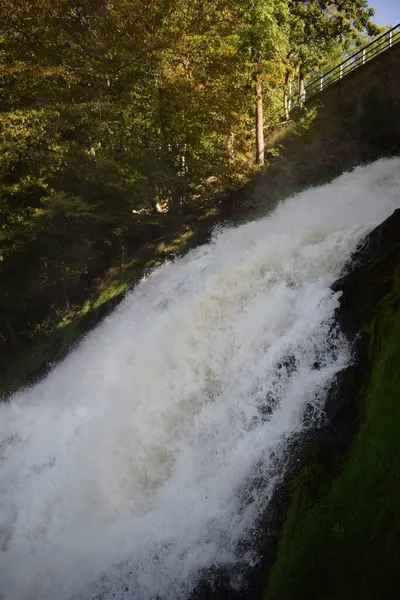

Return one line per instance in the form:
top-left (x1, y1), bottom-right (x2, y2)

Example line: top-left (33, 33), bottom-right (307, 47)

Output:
top-left (170, 182), bottom-right (181, 214)
top-left (227, 132), bottom-right (235, 161)
top-left (284, 71), bottom-right (293, 119)
top-left (121, 240), bottom-right (127, 266)
top-left (255, 77), bottom-right (264, 165)
top-left (284, 90), bottom-right (289, 121)
top-left (299, 65), bottom-right (305, 106)
top-left (62, 281), bottom-right (70, 310)
top-left (1, 315), bottom-right (16, 348)
top-left (158, 86), bottom-right (182, 215)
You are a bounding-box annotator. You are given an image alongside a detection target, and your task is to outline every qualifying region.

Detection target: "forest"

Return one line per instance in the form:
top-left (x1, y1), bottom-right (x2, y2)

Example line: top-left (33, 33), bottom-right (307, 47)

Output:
top-left (0, 0), bottom-right (379, 390)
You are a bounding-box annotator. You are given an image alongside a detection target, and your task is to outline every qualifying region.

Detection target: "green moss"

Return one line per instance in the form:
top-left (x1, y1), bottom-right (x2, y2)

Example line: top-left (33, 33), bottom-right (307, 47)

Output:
top-left (162, 230), bottom-right (196, 254)
top-left (265, 267), bottom-right (400, 600)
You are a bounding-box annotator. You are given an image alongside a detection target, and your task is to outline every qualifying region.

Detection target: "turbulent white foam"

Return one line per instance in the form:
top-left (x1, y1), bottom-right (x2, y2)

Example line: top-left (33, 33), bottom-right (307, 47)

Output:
top-left (1, 158), bottom-right (400, 599)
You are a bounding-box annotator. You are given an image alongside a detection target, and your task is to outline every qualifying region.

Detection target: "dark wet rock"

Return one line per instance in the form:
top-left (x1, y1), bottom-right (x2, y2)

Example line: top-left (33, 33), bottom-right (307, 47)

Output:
top-left (277, 355), bottom-right (297, 377)
top-left (190, 208), bottom-right (400, 600)
top-left (324, 208), bottom-right (400, 444)
top-left (332, 208), bottom-right (400, 335)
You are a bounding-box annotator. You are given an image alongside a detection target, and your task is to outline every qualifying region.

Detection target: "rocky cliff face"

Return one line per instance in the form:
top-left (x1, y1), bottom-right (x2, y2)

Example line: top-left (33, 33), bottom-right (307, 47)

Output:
top-left (324, 208), bottom-right (400, 441)
top-left (192, 209), bottom-right (400, 600)
top-left (264, 208), bottom-right (400, 600)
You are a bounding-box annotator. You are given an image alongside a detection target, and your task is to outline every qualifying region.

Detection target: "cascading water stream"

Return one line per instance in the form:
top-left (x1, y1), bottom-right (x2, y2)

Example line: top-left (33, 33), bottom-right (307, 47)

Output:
top-left (1, 158), bottom-right (400, 600)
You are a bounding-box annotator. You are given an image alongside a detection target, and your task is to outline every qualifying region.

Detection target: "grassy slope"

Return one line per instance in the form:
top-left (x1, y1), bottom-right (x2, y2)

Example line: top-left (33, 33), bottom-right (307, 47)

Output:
top-left (0, 224), bottom-right (208, 399)
top-left (265, 267), bottom-right (400, 600)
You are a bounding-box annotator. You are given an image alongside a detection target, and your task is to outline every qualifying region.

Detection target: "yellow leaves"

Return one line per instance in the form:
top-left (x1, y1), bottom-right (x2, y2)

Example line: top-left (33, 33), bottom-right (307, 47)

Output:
top-left (0, 110), bottom-right (58, 149)
top-left (0, 61), bottom-right (29, 77)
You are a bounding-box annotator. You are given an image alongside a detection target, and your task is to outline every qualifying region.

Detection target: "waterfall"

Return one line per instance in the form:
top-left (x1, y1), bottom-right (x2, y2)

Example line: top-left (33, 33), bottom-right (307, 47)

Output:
top-left (1, 158), bottom-right (400, 600)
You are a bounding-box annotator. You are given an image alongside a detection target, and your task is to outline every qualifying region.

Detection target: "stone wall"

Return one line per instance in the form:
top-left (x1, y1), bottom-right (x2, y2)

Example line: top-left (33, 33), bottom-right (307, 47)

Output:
top-left (243, 42), bottom-right (400, 213)
top-left (306, 40), bottom-right (400, 170)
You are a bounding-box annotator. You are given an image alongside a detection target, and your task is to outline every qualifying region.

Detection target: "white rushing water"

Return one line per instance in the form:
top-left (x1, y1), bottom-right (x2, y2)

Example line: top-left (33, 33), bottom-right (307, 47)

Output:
top-left (1, 158), bottom-right (400, 600)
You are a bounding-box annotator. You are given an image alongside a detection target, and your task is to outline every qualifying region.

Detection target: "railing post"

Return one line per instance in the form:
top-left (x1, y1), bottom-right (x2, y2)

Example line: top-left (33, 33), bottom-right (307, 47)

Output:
top-left (389, 30), bottom-right (393, 48)
top-left (339, 64), bottom-right (343, 79)
top-left (362, 48), bottom-right (366, 64)
top-left (320, 75), bottom-right (323, 91)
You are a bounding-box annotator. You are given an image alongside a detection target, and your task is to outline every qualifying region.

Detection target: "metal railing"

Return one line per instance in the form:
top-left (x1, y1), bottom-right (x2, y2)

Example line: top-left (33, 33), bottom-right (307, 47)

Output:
top-left (294, 23), bottom-right (400, 106)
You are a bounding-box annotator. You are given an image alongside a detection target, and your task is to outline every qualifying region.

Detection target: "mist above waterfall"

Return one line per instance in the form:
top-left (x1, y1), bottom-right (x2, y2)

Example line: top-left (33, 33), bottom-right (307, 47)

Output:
top-left (1, 158), bottom-right (400, 600)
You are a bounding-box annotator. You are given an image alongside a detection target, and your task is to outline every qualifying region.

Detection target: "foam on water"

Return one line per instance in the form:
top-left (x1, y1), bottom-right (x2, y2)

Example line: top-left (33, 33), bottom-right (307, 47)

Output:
top-left (1, 158), bottom-right (400, 599)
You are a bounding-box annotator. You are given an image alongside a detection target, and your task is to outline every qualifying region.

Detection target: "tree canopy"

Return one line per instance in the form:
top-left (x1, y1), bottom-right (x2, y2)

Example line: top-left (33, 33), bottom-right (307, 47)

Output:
top-left (0, 0), bottom-right (378, 357)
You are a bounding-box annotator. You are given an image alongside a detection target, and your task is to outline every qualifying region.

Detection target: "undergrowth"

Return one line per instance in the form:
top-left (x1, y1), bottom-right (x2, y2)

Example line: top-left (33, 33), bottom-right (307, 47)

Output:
top-left (0, 228), bottom-right (200, 399)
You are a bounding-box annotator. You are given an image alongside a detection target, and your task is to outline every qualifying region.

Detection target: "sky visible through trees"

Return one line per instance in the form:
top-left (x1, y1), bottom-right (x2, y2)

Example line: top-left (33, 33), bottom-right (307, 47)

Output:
top-left (370, 0), bottom-right (399, 26)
